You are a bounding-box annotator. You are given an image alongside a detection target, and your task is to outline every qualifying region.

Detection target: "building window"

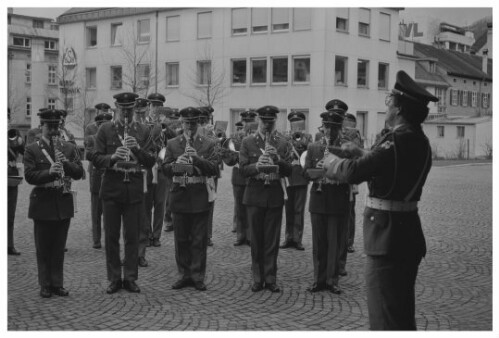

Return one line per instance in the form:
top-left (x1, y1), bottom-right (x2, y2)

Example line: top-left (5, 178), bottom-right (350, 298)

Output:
top-left (271, 8), bottom-right (289, 32)
top-left (86, 68), bottom-right (97, 89)
top-left (48, 98), bottom-right (56, 110)
top-left (197, 61), bottom-right (211, 85)
top-left (48, 64), bottom-right (57, 85)
top-left (435, 88), bottom-right (445, 105)
top-left (461, 90), bottom-right (468, 107)
top-left (26, 97), bottom-right (31, 116)
top-left (482, 93), bottom-right (490, 108)
top-left (336, 8), bottom-right (349, 32)
top-left (111, 23), bottom-right (123, 46)
top-left (292, 56), bottom-right (310, 83)
top-left (379, 13), bottom-right (391, 41)
top-left (429, 61), bottom-right (436, 73)
top-left (232, 59), bottom-right (247, 85)
top-left (335, 56), bottom-right (348, 85)
top-left (450, 89), bottom-right (458, 106)
top-left (33, 19), bottom-right (44, 29)
top-left (8, 16), bottom-right (11, 25)
top-left (137, 64), bottom-right (150, 88)
top-left (356, 111), bottom-right (367, 138)
top-left (357, 60), bottom-right (369, 88)
top-left (251, 58), bottom-right (267, 84)
top-left (166, 16), bottom-right (180, 41)
top-left (13, 37), bottom-right (30, 47)
top-left (457, 126), bottom-right (465, 138)
top-left (358, 8), bottom-right (370, 37)
top-left (138, 19), bottom-right (150, 43)
top-left (231, 8), bottom-right (248, 35)
top-left (252, 8), bottom-right (268, 33)
top-left (111, 66), bottom-right (122, 89)
top-left (44, 40), bottom-right (57, 50)
top-left (471, 91), bottom-right (478, 107)
top-left (271, 57), bottom-right (288, 84)
top-left (197, 12), bottom-right (212, 39)
top-left (166, 62), bottom-right (179, 87)
top-left (377, 112), bottom-right (386, 131)
top-left (86, 26), bottom-right (97, 47)
top-left (25, 63), bottom-right (31, 84)
top-left (293, 8), bottom-right (311, 31)
top-left (437, 126), bottom-right (445, 138)
top-left (50, 24), bottom-right (59, 31)
top-left (378, 63), bottom-right (388, 89)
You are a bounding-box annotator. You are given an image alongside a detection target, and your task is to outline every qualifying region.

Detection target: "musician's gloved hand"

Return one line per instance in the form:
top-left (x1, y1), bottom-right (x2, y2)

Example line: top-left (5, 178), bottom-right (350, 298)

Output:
top-left (256, 155), bottom-right (273, 171)
top-left (176, 154), bottom-right (191, 164)
top-left (111, 146), bottom-right (129, 161)
top-left (55, 149), bottom-right (68, 163)
top-left (124, 136), bottom-right (140, 150)
top-left (315, 159), bottom-right (325, 169)
top-left (341, 141), bottom-right (364, 158)
top-left (184, 145), bottom-right (198, 158)
top-left (49, 161), bottom-right (64, 176)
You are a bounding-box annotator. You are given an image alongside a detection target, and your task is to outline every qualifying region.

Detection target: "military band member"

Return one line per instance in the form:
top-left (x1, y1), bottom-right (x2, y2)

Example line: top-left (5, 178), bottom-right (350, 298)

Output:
top-left (280, 111), bottom-right (312, 251)
top-left (92, 92), bottom-right (155, 294)
top-left (162, 107), bottom-right (219, 291)
top-left (324, 71), bottom-right (436, 330)
top-left (198, 106), bottom-right (218, 247)
top-left (163, 108), bottom-right (182, 233)
top-left (26, 108), bottom-right (47, 145)
top-left (239, 105), bottom-right (292, 293)
top-left (222, 112), bottom-right (253, 246)
top-left (133, 97), bottom-right (154, 267)
top-left (85, 103), bottom-right (113, 249)
top-left (304, 107), bottom-right (349, 295)
top-left (142, 93), bottom-right (169, 247)
top-left (8, 115), bottom-right (25, 256)
top-left (23, 109), bottom-right (84, 298)
top-left (85, 114), bottom-right (112, 249)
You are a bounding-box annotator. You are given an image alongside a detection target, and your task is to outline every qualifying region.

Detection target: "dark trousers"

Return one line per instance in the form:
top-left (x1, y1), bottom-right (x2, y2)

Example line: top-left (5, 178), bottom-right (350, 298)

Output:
top-left (34, 219), bottom-right (70, 287)
top-left (284, 185), bottom-right (307, 245)
top-left (148, 170), bottom-right (168, 239)
top-left (246, 206), bottom-right (282, 284)
top-left (91, 192), bottom-right (103, 245)
top-left (8, 186), bottom-right (18, 248)
top-left (164, 176), bottom-right (173, 227)
top-left (365, 255), bottom-right (422, 330)
top-left (102, 200), bottom-right (140, 282)
top-left (173, 211), bottom-right (209, 282)
top-left (138, 196), bottom-right (151, 258)
top-left (233, 185), bottom-right (249, 241)
top-left (339, 196), bottom-right (356, 271)
top-left (310, 213), bottom-right (346, 286)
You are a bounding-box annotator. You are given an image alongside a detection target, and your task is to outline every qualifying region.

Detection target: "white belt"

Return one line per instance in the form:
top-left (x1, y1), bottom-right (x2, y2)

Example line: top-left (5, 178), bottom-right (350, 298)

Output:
top-left (366, 197), bottom-right (418, 212)
top-left (172, 176), bottom-right (207, 185)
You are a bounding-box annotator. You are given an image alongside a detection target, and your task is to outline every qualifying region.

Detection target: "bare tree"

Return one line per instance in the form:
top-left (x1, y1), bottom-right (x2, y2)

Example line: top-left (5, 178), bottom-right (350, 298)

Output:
top-left (183, 42), bottom-right (227, 107)
top-left (118, 23), bottom-right (158, 97)
top-left (481, 138), bottom-right (492, 159)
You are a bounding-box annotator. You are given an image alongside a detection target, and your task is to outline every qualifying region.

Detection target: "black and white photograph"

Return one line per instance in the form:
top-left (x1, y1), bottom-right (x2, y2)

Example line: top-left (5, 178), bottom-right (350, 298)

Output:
top-left (5, 2), bottom-right (493, 333)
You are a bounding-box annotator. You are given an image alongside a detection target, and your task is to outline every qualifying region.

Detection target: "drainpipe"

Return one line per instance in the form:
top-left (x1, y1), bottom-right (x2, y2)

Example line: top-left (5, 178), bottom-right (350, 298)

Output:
top-left (155, 10), bottom-right (159, 92)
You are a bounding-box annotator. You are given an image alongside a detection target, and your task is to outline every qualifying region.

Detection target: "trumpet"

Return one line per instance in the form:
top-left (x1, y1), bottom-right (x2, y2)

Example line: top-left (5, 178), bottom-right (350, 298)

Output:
top-left (292, 131), bottom-right (303, 141)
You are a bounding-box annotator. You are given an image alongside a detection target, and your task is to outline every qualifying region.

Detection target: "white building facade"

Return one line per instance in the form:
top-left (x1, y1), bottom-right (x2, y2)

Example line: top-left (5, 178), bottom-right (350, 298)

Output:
top-left (57, 7), bottom-right (407, 144)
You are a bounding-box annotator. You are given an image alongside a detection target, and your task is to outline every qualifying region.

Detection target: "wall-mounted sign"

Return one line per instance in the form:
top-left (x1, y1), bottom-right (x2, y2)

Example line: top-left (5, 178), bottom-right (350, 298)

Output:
top-left (62, 47), bottom-right (77, 67)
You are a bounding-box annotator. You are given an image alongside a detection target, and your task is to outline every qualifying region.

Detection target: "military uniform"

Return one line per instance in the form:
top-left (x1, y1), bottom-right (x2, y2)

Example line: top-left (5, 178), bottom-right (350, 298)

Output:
top-left (92, 92), bottom-right (155, 293)
top-left (162, 107), bottom-right (219, 291)
top-left (23, 109), bottom-right (84, 297)
top-left (282, 112), bottom-right (312, 251)
top-left (8, 128), bottom-right (25, 255)
top-left (304, 108), bottom-right (349, 294)
top-left (239, 106), bottom-right (292, 292)
top-left (325, 71), bottom-right (436, 330)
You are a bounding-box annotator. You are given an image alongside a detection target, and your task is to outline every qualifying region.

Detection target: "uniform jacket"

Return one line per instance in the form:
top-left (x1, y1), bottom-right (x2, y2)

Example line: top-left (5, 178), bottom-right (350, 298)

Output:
top-left (92, 120), bottom-right (155, 204)
top-left (221, 133), bottom-right (246, 186)
top-left (24, 138), bottom-right (84, 220)
top-left (327, 124), bottom-right (431, 258)
top-left (288, 132), bottom-right (312, 186)
top-left (84, 122), bottom-right (102, 192)
top-left (8, 139), bottom-right (24, 177)
top-left (239, 131), bottom-right (292, 208)
top-left (304, 141), bottom-right (350, 215)
top-left (162, 132), bottom-right (219, 213)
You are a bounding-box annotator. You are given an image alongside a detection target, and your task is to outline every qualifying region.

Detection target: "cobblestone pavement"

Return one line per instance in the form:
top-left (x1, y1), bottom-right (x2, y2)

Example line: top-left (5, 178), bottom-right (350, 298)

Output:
top-left (7, 162), bottom-right (492, 331)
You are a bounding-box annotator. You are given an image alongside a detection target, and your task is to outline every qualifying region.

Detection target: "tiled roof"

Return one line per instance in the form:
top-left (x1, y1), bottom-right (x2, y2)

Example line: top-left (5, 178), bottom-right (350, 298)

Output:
top-left (415, 63), bottom-right (450, 87)
top-left (414, 42), bottom-right (492, 81)
top-left (471, 30), bottom-right (488, 53)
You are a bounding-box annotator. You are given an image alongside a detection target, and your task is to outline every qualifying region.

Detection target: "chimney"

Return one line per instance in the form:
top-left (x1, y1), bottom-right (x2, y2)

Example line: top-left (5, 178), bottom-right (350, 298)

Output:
top-left (482, 49), bottom-right (488, 74)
